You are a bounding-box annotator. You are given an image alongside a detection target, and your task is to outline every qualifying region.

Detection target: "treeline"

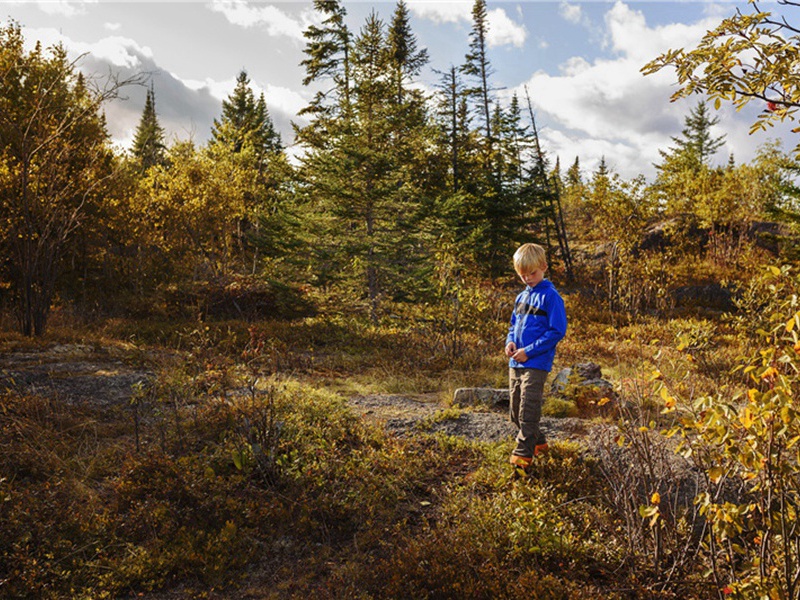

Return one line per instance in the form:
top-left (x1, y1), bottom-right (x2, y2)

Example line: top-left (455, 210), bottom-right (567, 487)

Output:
top-left (1, 0), bottom-right (798, 337)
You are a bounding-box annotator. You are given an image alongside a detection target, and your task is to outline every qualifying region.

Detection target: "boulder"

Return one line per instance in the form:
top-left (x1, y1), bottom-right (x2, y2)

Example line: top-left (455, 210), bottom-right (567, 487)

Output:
top-left (452, 387), bottom-right (509, 410)
top-left (672, 283), bottom-right (735, 312)
top-left (550, 362), bottom-right (617, 417)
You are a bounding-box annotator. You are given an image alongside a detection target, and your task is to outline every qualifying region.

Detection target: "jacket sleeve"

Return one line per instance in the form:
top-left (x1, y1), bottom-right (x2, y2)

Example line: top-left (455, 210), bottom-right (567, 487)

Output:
top-left (522, 292), bottom-right (567, 357)
top-left (506, 302), bottom-right (517, 346)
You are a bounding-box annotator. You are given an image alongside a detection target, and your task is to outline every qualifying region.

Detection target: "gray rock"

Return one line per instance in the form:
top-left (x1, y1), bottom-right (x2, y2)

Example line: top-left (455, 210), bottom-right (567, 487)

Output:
top-left (574, 362), bottom-right (602, 380)
top-left (452, 387), bottom-right (509, 409)
top-left (551, 362), bottom-right (616, 402)
top-left (551, 367), bottom-right (572, 394)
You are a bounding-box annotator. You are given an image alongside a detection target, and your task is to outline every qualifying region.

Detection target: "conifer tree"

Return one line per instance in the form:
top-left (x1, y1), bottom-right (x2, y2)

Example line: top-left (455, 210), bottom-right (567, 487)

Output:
top-left (210, 70), bottom-right (281, 158)
top-left (657, 100), bottom-right (725, 171)
top-left (387, 0), bottom-right (428, 104)
top-left (131, 86), bottom-right (166, 171)
top-left (652, 101), bottom-right (727, 216)
top-left (298, 8), bottom-right (436, 321)
top-left (299, 0), bottom-right (352, 120)
top-left (462, 0), bottom-right (494, 143)
top-left (435, 65), bottom-right (476, 194)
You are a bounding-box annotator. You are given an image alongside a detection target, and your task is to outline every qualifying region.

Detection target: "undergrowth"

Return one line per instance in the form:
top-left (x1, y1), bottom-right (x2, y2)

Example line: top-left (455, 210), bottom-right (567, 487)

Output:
top-left (2, 270), bottom-right (795, 599)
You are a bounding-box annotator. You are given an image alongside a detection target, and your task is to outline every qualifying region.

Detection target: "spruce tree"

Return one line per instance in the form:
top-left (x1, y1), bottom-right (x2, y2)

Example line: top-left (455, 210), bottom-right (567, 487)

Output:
top-left (131, 86), bottom-right (166, 171)
top-left (298, 8), bottom-right (436, 321)
top-left (657, 100), bottom-right (725, 170)
top-left (462, 0), bottom-right (494, 143)
top-left (210, 70), bottom-right (281, 157)
top-left (299, 0), bottom-right (352, 119)
top-left (388, 0), bottom-right (428, 104)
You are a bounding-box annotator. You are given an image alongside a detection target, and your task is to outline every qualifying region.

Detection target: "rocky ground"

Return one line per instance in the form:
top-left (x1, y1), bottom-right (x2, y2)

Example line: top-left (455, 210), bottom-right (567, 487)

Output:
top-left (0, 343), bottom-right (600, 447)
top-left (347, 392), bottom-right (597, 446)
top-left (0, 343), bottom-right (152, 406)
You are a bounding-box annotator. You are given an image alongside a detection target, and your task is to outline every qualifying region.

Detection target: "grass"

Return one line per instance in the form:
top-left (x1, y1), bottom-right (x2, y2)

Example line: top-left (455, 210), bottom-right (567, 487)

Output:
top-left (0, 288), bottom-right (771, 599)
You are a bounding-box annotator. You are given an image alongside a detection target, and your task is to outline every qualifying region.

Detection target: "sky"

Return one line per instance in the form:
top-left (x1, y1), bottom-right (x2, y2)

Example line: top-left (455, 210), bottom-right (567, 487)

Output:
top-left (1, 0), bottom-right (794, 180)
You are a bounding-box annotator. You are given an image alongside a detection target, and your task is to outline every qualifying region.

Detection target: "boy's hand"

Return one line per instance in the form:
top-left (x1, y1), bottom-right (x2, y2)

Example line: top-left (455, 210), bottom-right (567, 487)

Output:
top-left (505, 342), bottom-right (516, 357)
top-left (511, 348), bottom-right (528, 363)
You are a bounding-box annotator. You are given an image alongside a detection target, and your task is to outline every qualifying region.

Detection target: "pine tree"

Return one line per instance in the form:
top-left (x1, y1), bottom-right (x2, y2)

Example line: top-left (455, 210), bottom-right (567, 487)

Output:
top-left (210, 70), bottom-right (281, 158)
top-left (462, 0), bottom-right (494, 143)
top-left (657, 100), bottom-right (725, 170)
top-left (299, 0), bottom-right (352, 119)
top-left (131, 86), bottom-right (166, 171)
top-left (387, 0), bottom-right (428, 104)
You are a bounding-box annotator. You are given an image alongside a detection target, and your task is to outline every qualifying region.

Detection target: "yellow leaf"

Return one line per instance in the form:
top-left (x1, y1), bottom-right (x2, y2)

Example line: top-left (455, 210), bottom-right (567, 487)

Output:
top-left (748, 388), bottom-right (758, 403)
top-left (709, 466), bottom-right (724, 483)
top-left (740, 407), bottom-right (754, 429)
top-left (761, 367), bottom-right (778, 380)
top-left (787, 318), bottom-right (796, 333)
top-left (598, 397), bottom-right (611, 406)
top-left (651, 492), bottom-right (661, 504)
top-left (639, 426), bottom-right (649, 433)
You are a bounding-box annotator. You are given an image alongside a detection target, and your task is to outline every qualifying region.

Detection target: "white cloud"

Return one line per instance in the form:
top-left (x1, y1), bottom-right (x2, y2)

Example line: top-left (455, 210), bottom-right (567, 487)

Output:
top-left (559, 2), bottom-right (583, 26)
top-left (407, 1), bottom-right (525, 47)
top-left (208, 0), bottom-right (313, 42)
top-left (13, 26), bottom-right (152, 69)
top-left (82, 35), bottom-right (153, 68)
top-left (515, 2), bottom-right (737, 179)
top-left (104, 22), bottom-right (121, 32)
top-left (36, 0), bottom-right (95, 17)
top-left (406, 1), bottom-right (472, 25)
top-left (487, 8), bottom-right (526, 48)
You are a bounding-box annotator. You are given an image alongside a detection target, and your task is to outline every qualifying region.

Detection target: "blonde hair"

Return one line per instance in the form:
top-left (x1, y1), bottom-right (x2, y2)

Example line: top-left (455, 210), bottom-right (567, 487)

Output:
top-left (513, 243), bottom-right (547, 274)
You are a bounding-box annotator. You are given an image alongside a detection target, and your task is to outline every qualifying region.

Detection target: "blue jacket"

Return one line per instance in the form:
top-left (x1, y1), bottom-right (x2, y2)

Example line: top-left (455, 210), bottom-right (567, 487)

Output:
top-left (506, 279), bottom-right (567, 372)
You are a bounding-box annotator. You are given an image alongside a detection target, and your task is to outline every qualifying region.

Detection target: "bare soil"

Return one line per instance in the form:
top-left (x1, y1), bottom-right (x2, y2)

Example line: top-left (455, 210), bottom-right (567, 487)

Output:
top-left (1, 343), bottom-right (599, 447)
top-left (0, 343), bottom-right (152, 405)
top-left (347, 392), bottom-right (598, 445)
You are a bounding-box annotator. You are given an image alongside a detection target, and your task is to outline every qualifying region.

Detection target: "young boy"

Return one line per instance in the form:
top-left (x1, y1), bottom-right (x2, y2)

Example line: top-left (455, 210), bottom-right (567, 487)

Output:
top-left (505, 243), bottom-right (567, 472)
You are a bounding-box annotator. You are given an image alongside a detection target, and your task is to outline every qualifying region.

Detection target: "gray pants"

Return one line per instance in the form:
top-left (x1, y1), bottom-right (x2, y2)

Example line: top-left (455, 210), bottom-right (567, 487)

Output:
top-left (509, 367), bottom-right (548, 457)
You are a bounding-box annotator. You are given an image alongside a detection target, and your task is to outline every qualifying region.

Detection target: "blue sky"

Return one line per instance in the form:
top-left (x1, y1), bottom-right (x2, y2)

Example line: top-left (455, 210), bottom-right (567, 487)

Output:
top-left (2, 1), bottom-right (793, 180)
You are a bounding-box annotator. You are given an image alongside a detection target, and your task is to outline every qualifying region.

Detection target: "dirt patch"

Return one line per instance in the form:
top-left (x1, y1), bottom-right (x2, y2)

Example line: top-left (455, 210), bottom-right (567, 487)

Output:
top-left (0, 343), bottom-right (151, 406)
top-left (0, 344), bottom-right (601, 448)
top-left (347, 393), bottom-right (598, 445)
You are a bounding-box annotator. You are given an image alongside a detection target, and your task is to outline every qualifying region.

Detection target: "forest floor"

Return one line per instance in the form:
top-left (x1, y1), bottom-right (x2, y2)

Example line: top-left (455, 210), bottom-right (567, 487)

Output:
top-left (0, 340), bottom-right (700, 599)
top-left (0, 341), bottom-right (598, 448)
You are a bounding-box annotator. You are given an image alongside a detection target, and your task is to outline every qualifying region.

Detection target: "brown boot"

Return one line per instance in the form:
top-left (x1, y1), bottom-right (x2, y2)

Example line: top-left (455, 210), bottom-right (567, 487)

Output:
top-left (509, 454), bottom-right (533, 477)
top-left (509, 454), bottom-right (533, 468)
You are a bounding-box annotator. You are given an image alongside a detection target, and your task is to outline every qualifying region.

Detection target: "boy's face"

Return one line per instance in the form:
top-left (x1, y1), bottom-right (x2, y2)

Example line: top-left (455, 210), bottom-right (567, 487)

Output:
top-left (518, 264), bottom-right (547, 287)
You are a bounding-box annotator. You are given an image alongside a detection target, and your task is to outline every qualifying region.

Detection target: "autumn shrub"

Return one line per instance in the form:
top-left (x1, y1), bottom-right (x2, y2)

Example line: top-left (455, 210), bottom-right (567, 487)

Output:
top-left (162, 275), bottom-right (316, 321)
top-left (339, 442), bottom-right (634, 600)
top-left (657, 265), bottom-right (800, 599)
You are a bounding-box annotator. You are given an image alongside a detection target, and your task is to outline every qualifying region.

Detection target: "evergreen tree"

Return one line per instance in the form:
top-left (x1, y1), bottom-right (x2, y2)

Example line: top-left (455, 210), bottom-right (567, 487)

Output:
top-left (435, 65), bottom-right (476, 194)
top-left (462, 0), bottom-right (494, 143)
top-left (131, 86), bottom-right (166, 171)
top-left (652, 101), bottom-right (727, 216)
top-left (298, 9), bottom-right (437, 321)
top-left (299, 0), bottom-right (352, 120)
top-left (657, 100), bottom-right (725, 171)
top-left (210, 70), bottom-right (282, 158)
top-left (387, 0), bottom-right (428, 104)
